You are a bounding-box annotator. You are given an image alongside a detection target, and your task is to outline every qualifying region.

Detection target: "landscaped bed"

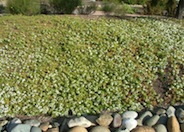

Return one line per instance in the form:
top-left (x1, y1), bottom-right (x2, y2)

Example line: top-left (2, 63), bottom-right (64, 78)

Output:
top-left (0, 15), bottom-right (183, 117)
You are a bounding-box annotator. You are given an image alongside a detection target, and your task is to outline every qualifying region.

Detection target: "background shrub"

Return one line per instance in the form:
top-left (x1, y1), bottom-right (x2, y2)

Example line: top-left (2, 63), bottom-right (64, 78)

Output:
top-left (146, 0), bottom-right (167, 15)
top-left (166, 0), bottom-right (177, 16)
top-left (49, 0), bottom-right (82, 14)
top-left (74, 1), bottom-right (97, 15)
top-left (103, 0), bottom-right (148, 4)
top-left (102, 2), bottom-right (117, 12)
top-left (102, 1), bottom-right (135, 15)
top-left (146, 0), bottom-right (177, 16)
top-left (103, 0), bottom-right (121, 4)
top-left (0, 4), bottom-right (5, 13)
top-left (122, 0), bottom-right (148, 5)
top-left (40, 0), bottom-right (56, 14)
top-left (6, 0), bottom-right (40, 15)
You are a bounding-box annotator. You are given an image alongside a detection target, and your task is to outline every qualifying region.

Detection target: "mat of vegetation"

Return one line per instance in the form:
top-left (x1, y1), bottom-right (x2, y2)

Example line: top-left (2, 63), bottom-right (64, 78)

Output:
top-left (0, 15), bottom-right (183, 117)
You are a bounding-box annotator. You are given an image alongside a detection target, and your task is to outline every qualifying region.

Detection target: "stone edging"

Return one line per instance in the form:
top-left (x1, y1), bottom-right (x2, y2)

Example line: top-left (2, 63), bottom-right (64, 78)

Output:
top-left (0, 105), bottom-right (184, 132)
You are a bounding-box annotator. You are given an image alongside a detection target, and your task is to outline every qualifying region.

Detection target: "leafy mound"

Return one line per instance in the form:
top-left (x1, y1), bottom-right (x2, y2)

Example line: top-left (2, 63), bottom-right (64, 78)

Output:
top-left (0, 16), bottom-right (183, 117)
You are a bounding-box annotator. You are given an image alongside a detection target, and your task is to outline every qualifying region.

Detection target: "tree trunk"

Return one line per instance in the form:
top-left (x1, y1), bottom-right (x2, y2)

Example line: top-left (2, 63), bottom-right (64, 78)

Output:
top-left (175, 0), bottom-right (184, 19)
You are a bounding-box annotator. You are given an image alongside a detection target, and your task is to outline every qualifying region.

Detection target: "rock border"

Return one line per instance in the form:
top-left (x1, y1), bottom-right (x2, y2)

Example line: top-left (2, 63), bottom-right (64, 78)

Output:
top-left (0, 105), bottom-right (184, 132)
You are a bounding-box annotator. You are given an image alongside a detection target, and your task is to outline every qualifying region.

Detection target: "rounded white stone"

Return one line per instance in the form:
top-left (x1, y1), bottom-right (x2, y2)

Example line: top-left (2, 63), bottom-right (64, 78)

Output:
top-left (166, 106), bottom-right (175, 117)
top-left (68, 116), bottom-right (95, 128)
top-left (122, 118), bottom-right (137, 131)
top-left (122, 111), bottom-right (138, 119)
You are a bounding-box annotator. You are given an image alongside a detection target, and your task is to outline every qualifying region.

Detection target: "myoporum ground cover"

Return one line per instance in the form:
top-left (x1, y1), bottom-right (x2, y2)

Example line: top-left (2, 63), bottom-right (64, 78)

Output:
top-left (0, 15), bottom-right (184, 117)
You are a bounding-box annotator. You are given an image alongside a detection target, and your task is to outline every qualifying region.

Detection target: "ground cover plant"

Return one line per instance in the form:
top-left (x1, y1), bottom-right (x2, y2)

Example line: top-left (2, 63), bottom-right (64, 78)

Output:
top-left (0, 15), bottom-right (184, 117)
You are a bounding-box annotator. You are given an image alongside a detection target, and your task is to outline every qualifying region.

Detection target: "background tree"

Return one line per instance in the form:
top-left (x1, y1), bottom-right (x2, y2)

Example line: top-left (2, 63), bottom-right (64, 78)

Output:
top-left (176, 0), bottom-right (184, 19)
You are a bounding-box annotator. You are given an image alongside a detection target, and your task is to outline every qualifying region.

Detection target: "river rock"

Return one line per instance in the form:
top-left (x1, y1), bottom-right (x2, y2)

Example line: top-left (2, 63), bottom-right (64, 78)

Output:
top-left (166, 106), bottom-right (176, 117)
top-left (6, 118), bottom-right (22, 131)
top-left (116, 128), bottom-right (129, 132)
top-left (47, 127), bottom-right (59, 132)
top-left (155, 108), bottom-right (166, 115)
top-left (24, 119), bottom-right (40, 127)
top-left (136, 111), bottom-right (153, 126)
top-left (96, 113), bottom-right (113, 127)
top-left (39, 122), bottom-right (50, 131)
top-left (90, 126), bottom-right (110, 132)
top-left (122, 111), bottom-right (138, 119)
top-left (11, 124), bottom-right (32, 132)
top-left (154, 124), bottom-right (167, 132)
top-left (59, 118), bottom-right (68, 132)
top-left (51, 122), bottom-right (60, 128)
top-left (156, 114), bottom-right (168, 125)
top-left (176, 108), bottom-right (184, 123)
top-left (0, 120), bottom-right (8, 126)
top-left (131, 126), bottom-right (155, 132)
top-left (181, 123), bottom-right (184, 132)
top-left (68, 116), bottom-right (95, 128)
top-left (84, 115), bottom-right (98, 124)
top-left (31, 126), bottom-right (42, 132)
top-left (122, 118), bottom-right (137, 131)
top-left (144, 115), bottom-right (160, 126)
top-left (11, 118), bottom-right (22, 124)
top-left (167, 116), bottom-right (180, 132)
top-left (68, 126), bottom-right (88, 132)
top-left (112, 113), bottom-right (122, 128)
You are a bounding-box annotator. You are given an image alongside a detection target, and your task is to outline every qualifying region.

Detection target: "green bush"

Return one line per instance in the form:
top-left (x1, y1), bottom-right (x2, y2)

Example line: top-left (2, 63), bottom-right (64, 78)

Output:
top-left (123, 0), bottom-right (148, 5)
top-left (0, 4), bottom-right (5, 13)
top-left (102, 2), bottom-right (117, 12)
top-left (74, 2), bottom-right (97, 15)
top-left (103, 0), bottom-right (121, 4)
top-left (146, 0), bottom-right (167, 15)
top-left (102, 2), bottom-right (135, 15)
top-left (40, 0), bottom-right (56, 14)
top-left (166, 0), bottom-right (177, 16)
top-left (146, 0), bottom-right (177, 16)
top-left (121, 3), bottom-right (135, 13)
top-left (49, 0), bottom-right (82, 14)
top-left (6, 0), bottom-right (40, 15)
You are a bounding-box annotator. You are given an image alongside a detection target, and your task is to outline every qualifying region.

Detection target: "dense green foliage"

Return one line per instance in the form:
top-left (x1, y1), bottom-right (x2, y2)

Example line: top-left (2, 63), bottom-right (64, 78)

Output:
top-left (122, 0), bottom-right (148, 4)
top-left (49, 0), bottom-right (82, 14)
top-left (0, 4), bottom-right (5, 13)
top-left (103, 0), bottom-right (121, 4)
top-left (0, 16), bottom-right (183, 117)
top-left (102, 2), bottom-right (135, 15)
top-left (6, 0), bottom-right (40, 15)
top-left (147, 0), bottom-right (178, 16)
top-left (6, 0), bottom-right (82, 15)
